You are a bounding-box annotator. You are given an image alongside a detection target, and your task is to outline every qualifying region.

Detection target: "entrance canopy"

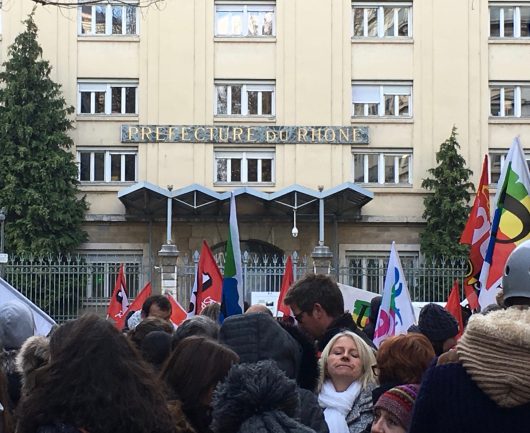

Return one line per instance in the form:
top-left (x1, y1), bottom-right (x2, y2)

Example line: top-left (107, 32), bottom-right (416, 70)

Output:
top-left (118, 182), bottom-right (374, 222)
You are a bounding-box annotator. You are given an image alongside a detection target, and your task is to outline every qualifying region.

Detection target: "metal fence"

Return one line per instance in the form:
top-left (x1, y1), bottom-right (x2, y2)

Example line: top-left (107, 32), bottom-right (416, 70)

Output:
top-left (1, 253), bottom-right (467, 324)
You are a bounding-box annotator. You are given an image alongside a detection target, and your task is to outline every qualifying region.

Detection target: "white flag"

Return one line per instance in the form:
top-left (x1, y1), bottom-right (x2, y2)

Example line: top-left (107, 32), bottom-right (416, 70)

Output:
top-left (373, 242), bottom-right (416, 348)
top-left (0, 277), bottom-right (56, 336)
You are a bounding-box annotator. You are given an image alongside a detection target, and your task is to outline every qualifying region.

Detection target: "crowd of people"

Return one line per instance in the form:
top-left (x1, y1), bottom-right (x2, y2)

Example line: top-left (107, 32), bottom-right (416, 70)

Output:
top-left (1, 242), bottom-right (530, 433)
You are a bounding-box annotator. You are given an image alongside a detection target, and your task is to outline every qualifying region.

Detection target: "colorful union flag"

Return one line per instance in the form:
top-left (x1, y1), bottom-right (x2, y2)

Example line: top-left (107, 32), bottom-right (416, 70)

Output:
top-left (479, 137), bottom-right (530, 308)
top-left (373, 243), bottom-right (416, 348)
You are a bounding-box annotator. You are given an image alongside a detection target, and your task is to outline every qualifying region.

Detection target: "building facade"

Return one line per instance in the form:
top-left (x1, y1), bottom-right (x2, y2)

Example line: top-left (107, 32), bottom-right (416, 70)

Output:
top-left (1, 0), bottom-right (529, 295)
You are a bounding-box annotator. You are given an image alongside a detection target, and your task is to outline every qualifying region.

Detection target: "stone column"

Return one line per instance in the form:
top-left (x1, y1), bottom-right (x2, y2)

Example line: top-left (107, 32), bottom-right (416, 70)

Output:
top-left (157, 242), bottom-right (179, 296)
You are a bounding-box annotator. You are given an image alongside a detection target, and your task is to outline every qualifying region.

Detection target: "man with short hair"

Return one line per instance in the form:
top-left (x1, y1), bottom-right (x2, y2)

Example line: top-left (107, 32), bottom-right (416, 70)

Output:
top-left (141, 295), bottom-right (172, 321)
top-left (284, 273), bottom-right (373, 351)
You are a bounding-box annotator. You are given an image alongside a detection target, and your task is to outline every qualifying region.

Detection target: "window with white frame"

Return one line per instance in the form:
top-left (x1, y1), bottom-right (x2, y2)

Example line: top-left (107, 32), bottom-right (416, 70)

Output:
top-left (352, 2), bottom-right (412, 38)
top-left (215, 82), bottom-right (275, 116)
top-left (490, 83), bottom-right (530, 117)
top-left (347, 249), bottom-right (419, 293)
top-left (78, 82), bottom-right (138, 115)
top-left (79, 2), bottom-right (138, 36)
top-left (215, 3), bottom-right (275, 37)
top-left (352, 149), bottom-right (412, 185)
top-left (352, 83), bottom-right (412, 117)
top-left (77, 149), bottom-right (137, 183)
top-left (214, 149), bottom-right (275, 184)
top-left (489, 150), bottom-right (530, 184)
top-left (490, 3), bottom-right (530, 37)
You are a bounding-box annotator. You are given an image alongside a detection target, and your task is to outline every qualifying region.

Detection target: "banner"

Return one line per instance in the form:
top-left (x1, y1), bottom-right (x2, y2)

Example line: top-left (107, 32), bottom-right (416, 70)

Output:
top-left (479, 138), bottom-right (530, 308)
top-left (0, 277), bottom-right (56, 336)
top-left (220, 193), bottom-right (244, 320)
top-left (460, 154), bottom-right (490, 309)
top-left (373, 243), bottom-right (416, 348)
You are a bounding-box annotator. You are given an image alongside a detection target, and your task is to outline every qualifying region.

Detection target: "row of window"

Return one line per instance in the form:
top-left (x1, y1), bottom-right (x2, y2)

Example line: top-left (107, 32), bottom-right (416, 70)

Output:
top-left (77, 148), bottom-right (522, 187)
top-left (76, 81), bottom-right (412, 118)
top-left (77, 148), bottom-right (412, 186)
top-left (74, 2), bottom-right (530, 40)
top-left (75, 80), bottom-right (530, 119)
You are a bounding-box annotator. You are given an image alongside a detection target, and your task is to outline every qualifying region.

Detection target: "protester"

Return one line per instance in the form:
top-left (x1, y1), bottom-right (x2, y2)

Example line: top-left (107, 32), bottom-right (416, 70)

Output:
top-left (0, 369), bottom-right (14, 433)
top-left (372, 334), bottom-right (434, 402)
top-left (220, 313), bottom-right (328, 433)
top-left (371, 384), bottom-right (419, 433)
top-left (318, 331), bottom-right (377, 433)
top-left (0, 300), bottom-right (35, 410)
top-left (362, 296), bottom-right (382, 341)
top-left (211, 360), bottom-right (316, 433)
top-left (417, 303), bottom-right (458, 355)
top-left (160, 336), bottom-right (239, 433)
top-left (245, 303), bottom-right (273, 316)
top-left (16, 314), bottom-right (176, 433)
top-left (278, 321), bottom-right (320, 392)
top-left (128, 316), bottom-right (174, 350)
top-left (172, 316), bottom-right (220, 350)
top-left (200, 303), bottom-right (221, 322)
top-left (284, 274), bottom-right (373, 351)
top-left (142, 295), bottom-right (173, 320)
top-left (15, 336), bottom-right (50, 399)
top-left (408, 241), bottom-right (530, 433)
top-left (141, 331), bottom-right (172, 373)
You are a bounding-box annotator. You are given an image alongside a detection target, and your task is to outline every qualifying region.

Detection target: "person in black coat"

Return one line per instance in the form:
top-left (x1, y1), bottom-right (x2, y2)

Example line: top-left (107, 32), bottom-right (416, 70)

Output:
top-left (211, 361), bottom-right (316, 433)
top-left (220, 313), bottom-right (328, 433)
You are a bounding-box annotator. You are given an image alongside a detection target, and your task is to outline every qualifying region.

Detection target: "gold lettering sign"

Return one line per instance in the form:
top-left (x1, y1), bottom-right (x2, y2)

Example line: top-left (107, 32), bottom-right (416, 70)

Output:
top-left (121, 125), bottom-right (369, 144)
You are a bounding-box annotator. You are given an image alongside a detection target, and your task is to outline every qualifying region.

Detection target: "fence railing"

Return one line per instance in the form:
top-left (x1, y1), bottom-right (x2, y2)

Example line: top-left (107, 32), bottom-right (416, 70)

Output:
top-left (1, 253), bottom-right (467, 323)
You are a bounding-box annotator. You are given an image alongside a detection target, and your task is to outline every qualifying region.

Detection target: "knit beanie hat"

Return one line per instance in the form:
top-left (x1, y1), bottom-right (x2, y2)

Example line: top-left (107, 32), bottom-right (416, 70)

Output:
top-left (374, 384), bottom-right (419, 430)
top-left (418, 303), bottom-right (458, 341)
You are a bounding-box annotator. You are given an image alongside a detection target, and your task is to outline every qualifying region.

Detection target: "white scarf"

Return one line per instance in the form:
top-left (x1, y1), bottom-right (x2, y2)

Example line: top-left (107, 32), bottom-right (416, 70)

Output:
top-left (318, 379), bottom-right (362, 433)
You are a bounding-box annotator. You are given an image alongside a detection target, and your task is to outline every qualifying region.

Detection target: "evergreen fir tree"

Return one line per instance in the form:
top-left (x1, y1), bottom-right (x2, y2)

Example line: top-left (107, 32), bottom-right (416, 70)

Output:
top-left (420, 127), bottom-right (474, 259)
top-left (0, 12), bottom-right (88, 256)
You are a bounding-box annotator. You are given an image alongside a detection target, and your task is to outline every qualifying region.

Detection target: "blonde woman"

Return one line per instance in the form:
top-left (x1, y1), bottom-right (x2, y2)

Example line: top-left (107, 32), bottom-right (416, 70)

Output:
top-left (318, 331), bottom-right (377, 433)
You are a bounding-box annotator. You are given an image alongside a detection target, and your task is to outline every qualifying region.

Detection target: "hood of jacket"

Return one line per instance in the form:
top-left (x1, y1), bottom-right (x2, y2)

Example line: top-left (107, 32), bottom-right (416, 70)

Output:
top-left (0, 300), bottom-right (35, 350)
top-left (219, 313), bottom-right (302, 379)
top-left (457, 306), bottom-right (530, 408)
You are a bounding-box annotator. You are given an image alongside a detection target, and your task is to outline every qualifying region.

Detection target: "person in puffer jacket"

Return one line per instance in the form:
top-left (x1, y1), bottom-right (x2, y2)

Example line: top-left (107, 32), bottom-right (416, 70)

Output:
top-left (409, 240), bottom-right (530, 433)
top-left (219, 313), bottom-right (329, 433)
top-left (211, 360), bottom-right (316, 433)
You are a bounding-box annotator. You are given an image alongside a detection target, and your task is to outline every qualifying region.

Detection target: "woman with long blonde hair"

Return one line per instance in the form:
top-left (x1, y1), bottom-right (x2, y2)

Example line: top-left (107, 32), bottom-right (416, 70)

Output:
top-left (318, 331), bottom-right (377, 433)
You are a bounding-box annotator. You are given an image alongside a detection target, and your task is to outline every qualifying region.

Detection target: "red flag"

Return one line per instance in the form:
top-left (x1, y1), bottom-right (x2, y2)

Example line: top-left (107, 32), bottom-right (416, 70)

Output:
top-left (166, 294), bottom-right (187, 326)
top-left (107, 264), bottom-right (130, 327)
top-left (460, 155), bottom-right (490, 306)
top-left (116, 282), bottom-right (152, 330)
top-left (464, 284), bottom-right (479, 311)
top-left (276, 256), bottom-right (294, 318)
top-left (195, 240), bottom-right (223, 314)
top-left (445, 280), bottom-right (464, 339)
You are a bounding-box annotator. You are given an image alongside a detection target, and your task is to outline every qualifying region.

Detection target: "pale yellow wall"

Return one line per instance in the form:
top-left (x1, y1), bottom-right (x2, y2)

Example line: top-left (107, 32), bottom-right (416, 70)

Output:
top-left (2, 0), bottom-right (528, 256)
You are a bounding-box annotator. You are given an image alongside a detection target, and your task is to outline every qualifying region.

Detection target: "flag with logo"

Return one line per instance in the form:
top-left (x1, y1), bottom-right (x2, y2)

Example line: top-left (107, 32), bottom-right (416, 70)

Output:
top-left (107, 264), bottom-right (130, 327)
top-left (118, 282), bottom-right (152, 330)
top-left (276, 255), bottom-right (294, 318)
top-left (220, 193), bottom-right (244, 321)
top-left (166, 293), bottom-right (188, 326)
top-left (373, 243), bottom-right (416, 348)
top-left (479, 137), bottom-right (530, 308)
top-left (460, 154), bottom-right (490, 310)
top-left (445, 280), bottom-right (464, 339)
top-left (194, 240), bottom-right (223, 314)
